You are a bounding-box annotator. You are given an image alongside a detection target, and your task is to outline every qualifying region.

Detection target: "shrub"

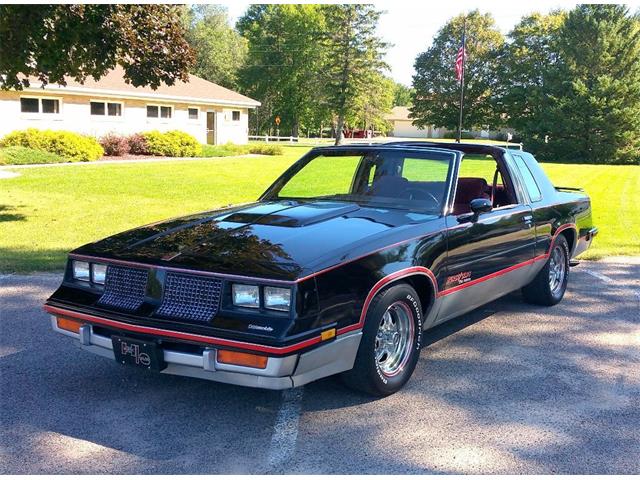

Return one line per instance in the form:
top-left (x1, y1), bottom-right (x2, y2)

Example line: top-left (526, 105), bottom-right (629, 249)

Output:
top-left (248, 144), bottom-right (283, 155)
top-left (200, 143), bottom-right (247, 157)
top-left (127, 133), bottom-right (148, 155)
top-left (0, 146), bottom-right (66, 165)
top-left (100, 133), bottom-right (130, 156)
top-left (0, 128), bottom-right (103, 161)
top-left (199, 143), bottom-right (283, 157)
top-left (142, 130), bottom-right (202, 157)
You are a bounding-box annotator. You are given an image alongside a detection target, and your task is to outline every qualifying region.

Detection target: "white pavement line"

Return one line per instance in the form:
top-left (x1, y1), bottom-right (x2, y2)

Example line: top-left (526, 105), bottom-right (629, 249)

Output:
top-left (267, 387), bottom-right (304, 471)
top-left (583, 268), bottom-right (640, 305)
top-left (582, 269), bottom-right (615, 284)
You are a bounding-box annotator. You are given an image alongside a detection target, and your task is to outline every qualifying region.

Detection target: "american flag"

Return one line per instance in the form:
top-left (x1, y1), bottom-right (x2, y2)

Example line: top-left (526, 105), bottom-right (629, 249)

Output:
top-left (455, 46), bottom-right (466, 81)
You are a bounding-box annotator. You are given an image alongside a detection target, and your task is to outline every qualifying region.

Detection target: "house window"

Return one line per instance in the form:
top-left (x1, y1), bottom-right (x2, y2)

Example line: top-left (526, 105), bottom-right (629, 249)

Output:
top-left (232, 110), bottom-right (240, 121)
top-left (147, 105), bottom-right (172, 119)
top-left (188, 108), bottom-right (199, 120)
top-left (90, 101), bottom-right (122, 117)
top-left (42, 99), bottom-right (60, 114)
top-left (147, 105), bottom-right (159, 118)
top-left (20, 97), bottom-right (60, 114)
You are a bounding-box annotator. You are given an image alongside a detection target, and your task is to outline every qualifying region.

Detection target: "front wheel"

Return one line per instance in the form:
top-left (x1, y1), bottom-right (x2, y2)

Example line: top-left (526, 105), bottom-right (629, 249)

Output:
top-left (522, 235), bottom-right (569, 306)
top-left (341, 283), bottom-right (423, 396)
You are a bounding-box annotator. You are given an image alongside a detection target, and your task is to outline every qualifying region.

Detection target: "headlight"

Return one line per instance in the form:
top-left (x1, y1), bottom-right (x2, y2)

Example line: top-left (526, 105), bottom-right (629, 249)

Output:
top-left (72, 261), bottom-right (90, 282)
top-left (92, 263), bottom-right (107, 284)
top-left (232, 284), bottom-right (260, 308)
top-left (264, 286), bottom-right (291, 312)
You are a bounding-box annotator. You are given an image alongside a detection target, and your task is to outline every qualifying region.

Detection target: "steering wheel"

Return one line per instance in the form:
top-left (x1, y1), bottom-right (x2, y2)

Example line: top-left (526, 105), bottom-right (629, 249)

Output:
top-left (406, 188), bottom-right (440, 206)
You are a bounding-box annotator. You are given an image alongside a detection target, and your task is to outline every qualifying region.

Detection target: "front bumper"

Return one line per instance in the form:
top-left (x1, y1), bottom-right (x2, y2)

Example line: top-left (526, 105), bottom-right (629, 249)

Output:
top-left (51, 316), bottom-right (362, 390)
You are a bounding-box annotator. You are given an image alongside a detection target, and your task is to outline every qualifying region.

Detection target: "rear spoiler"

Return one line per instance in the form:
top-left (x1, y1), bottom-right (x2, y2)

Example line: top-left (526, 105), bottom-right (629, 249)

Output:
top-left (555, 186), bottom-right (584, 192)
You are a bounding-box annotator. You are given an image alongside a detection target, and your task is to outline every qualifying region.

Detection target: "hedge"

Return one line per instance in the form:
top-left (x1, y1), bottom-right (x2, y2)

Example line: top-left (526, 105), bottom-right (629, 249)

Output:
top-left (0, 146), bottom-right (66, 165)
top-left (0, 128), bottom-right (103, 162)
top-left (142, 130), bottom-right (202, 157)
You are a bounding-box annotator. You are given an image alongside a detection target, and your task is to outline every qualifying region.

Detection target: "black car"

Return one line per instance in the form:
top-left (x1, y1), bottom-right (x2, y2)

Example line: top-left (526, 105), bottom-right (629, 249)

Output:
top-left (45, 142), bottom-right (597, 395)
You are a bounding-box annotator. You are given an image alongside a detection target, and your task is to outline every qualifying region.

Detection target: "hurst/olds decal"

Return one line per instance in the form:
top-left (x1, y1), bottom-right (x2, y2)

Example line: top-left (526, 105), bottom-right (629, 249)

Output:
top-left (445, 271), bottom-right (472, 288)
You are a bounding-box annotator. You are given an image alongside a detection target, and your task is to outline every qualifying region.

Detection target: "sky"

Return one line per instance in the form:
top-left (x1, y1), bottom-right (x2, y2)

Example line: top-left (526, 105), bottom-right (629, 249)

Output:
top-left (221, 1), bottom-right (640, 86)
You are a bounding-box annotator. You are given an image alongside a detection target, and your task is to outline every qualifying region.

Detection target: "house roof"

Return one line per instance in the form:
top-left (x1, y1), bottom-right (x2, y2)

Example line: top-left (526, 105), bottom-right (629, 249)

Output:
top-left (24, 66), bottom-right (260, 108)
top-left (385, 106), bottom-right (412, 121)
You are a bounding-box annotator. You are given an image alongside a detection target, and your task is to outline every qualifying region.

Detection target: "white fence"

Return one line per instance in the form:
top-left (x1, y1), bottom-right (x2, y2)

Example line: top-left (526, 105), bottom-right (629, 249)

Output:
top-left (248, 135), bottom-right (300, 143)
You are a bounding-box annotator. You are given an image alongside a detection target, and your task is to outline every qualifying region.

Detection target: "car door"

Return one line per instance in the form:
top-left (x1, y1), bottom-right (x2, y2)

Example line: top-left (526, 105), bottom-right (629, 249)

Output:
top-left (435, 152), bottom-right (536, 323)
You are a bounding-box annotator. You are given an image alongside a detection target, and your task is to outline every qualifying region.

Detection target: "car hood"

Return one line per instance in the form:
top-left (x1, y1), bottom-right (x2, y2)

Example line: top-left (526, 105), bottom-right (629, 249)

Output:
top-left (74, 200), bottom-right (439, 280)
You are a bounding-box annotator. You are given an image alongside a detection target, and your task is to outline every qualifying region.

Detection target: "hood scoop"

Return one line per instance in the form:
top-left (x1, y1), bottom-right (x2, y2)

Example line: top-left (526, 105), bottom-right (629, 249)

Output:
top-left (224, 202), bottom-right (360, 227)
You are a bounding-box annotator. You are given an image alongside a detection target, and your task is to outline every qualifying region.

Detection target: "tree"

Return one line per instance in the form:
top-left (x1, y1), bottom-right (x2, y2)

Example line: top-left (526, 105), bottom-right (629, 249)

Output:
top-left (411, 10), bottom-right (504, 132)
top-left (393, 82), bottom-right (414, 107)
top-left (348, 73), bottom-right (395, 133)
top-left (0, 5), bottom-right (193, 90)
top-left (237, 5), bottom-right (327, 137)
top-left (321, 5), bottom-right (388, 144)
top-left (183, 5), bottom-right (247, 90)
top-left (544, 5), bottom-right (640, 164)
top-left (499, 11), bottom-right (566, 149)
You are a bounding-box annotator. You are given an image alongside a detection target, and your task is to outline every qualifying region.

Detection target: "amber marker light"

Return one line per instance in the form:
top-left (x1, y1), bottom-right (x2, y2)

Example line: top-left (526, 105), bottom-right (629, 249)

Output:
top-left (320, 328), bottom-right (336, 341)
top-left (217, 350), bottom-right (268, 369)
top-left (57, 317), bottom-right (82, 334)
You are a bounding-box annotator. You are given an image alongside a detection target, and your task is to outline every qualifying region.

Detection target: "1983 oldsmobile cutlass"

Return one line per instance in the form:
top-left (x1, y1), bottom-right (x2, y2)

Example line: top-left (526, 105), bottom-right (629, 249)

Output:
top-left (45, 142), bottom-right (597, 395)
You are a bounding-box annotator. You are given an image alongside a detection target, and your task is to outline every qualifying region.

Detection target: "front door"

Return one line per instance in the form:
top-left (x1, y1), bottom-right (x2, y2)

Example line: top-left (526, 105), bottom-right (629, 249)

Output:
top-left (206, 112), bottom-right (216, 145)
top-left (436, 154), bottom-right (536, 322)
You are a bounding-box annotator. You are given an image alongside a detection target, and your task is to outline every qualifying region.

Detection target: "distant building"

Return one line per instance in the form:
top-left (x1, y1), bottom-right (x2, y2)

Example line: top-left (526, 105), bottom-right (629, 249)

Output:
top-left (0, 66), bottom-right (260, 144)
top-left (385, 106), bottom-right (446, 138)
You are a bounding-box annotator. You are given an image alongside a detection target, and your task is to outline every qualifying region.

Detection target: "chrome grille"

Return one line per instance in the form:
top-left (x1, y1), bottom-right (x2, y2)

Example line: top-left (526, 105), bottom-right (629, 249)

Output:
top-left (156, 273), bottom-right (222, 323)
top-left (97, 265), bottom-right (149, 311)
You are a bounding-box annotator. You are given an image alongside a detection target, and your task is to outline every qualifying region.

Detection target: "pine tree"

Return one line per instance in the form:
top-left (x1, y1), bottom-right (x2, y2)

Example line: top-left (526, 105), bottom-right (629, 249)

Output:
top-left (322, 5), bottom-right (388, 144)
top-left (548, 5), bottom-right (640, 164)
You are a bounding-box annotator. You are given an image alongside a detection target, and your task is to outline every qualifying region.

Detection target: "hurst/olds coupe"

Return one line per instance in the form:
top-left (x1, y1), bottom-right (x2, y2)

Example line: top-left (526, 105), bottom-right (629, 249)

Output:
top-left (45, 142), bottom-right (597, 395)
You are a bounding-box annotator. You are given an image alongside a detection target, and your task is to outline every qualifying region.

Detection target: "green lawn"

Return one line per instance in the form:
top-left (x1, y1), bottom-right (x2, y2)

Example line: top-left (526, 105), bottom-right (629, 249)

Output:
top-left (0, 145), bottom-right (637, 272)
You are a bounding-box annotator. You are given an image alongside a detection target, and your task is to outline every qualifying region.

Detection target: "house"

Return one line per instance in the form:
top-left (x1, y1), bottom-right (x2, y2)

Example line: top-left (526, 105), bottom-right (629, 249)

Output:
top-left (385, 106), bottom-right (447, 139)
top-left (0, 66), bottom-right (260, 145)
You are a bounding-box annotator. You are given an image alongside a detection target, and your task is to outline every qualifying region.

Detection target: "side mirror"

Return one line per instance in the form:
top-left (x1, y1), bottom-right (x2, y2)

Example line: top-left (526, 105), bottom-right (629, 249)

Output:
top-left (457, 198), bottom-right (492, 223)
top-left (470, 198), bottom-right (492, 215)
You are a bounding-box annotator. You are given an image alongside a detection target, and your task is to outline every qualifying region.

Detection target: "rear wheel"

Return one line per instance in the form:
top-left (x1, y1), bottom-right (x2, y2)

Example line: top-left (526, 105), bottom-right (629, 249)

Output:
top-left (341, 283), bottom-right (423, 396)
top-left (522, 235), bottom-right (569, 306)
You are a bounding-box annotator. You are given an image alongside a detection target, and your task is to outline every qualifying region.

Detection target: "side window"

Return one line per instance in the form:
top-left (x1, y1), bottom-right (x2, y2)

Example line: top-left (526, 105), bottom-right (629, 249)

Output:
top-left (457, 154), bottom-right (497, 186)
top-left (513, 155), bottom-right (542, 202)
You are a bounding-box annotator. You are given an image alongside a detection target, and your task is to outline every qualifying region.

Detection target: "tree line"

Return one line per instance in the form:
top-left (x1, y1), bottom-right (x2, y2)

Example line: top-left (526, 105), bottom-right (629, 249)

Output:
top-left (186, 4), bottom-right (394, 143)
top-left (1, 4), bottom-right (638, 162)
top-left (412, 5), bottom-right (640, 164)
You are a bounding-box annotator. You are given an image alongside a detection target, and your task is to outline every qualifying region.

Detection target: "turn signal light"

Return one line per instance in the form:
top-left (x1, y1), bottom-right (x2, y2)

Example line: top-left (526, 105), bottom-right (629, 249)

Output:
top-left (217, 350), bottom-right (268, 369)
top-left (57, 317), bottom-right (81, 333)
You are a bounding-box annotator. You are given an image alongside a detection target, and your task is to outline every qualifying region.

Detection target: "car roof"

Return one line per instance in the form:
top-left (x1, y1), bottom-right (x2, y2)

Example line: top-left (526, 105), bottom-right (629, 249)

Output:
top-left (311, 141), bottom-right (524, 157)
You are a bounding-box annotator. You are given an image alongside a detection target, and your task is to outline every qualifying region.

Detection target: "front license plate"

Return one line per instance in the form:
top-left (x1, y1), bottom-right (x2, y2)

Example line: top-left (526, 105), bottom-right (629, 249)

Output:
top-left (112, 336), bottom-right (166, 371)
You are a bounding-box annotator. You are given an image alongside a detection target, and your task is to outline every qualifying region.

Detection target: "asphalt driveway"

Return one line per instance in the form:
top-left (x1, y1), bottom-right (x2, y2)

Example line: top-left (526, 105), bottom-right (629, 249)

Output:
top-left (1, 260), bottom-right (638, 474)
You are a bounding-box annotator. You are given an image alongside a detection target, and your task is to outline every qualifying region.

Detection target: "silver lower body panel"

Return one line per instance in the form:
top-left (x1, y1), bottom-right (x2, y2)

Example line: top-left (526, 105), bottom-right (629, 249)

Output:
top-left (51, 317), bottom-right (361, 390)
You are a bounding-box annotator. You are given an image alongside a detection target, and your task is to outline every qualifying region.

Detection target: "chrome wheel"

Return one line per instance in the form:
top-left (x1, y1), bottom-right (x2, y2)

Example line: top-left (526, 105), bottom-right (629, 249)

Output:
top-left (374, 301), bottom-right (415, 377)
top-left (549, 245), bottom-right (567, 295)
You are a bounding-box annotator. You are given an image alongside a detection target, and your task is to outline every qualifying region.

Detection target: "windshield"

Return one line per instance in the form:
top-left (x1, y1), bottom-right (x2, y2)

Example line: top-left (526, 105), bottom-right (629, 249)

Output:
top-left (265, 148), bottom-right (455, 213)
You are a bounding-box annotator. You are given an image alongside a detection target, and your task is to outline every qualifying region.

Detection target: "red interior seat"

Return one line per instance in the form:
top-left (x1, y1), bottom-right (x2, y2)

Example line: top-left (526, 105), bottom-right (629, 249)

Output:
top-left (453, 177), bottom-right (490, 214)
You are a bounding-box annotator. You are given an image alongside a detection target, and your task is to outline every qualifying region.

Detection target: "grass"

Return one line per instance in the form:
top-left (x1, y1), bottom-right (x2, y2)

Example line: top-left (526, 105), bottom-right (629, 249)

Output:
top-left (0, 144), bottom-right (637, 272)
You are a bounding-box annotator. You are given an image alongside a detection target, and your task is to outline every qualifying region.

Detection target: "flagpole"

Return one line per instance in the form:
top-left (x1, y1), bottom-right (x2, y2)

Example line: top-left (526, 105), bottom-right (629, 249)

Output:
top-left (456, 17), bottom-right (466, 144)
